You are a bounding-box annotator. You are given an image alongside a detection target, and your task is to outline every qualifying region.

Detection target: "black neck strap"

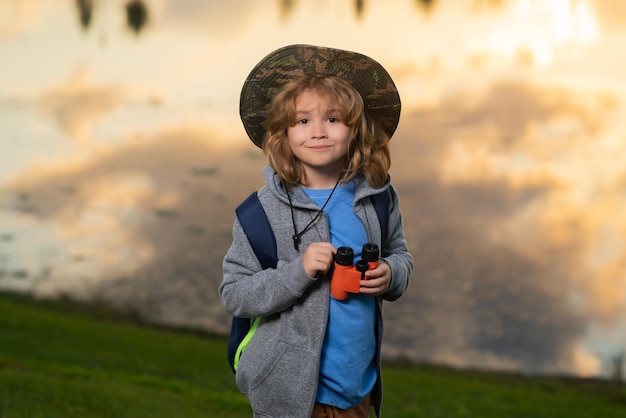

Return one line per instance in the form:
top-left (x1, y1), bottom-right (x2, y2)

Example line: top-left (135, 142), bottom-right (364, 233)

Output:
top-left (287, 173), bottom-right (343, 251)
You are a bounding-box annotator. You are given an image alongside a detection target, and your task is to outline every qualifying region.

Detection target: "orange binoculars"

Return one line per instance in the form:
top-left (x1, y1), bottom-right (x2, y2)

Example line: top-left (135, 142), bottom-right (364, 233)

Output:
top-left (330, 243), bottom-right (379, 300)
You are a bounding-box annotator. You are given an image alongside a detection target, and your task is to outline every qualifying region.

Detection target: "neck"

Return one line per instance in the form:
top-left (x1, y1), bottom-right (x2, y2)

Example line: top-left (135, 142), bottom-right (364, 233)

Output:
top-left (287, 169), bottom-right (344, 251)
top-left (302, 167), bottom-right (344, 189)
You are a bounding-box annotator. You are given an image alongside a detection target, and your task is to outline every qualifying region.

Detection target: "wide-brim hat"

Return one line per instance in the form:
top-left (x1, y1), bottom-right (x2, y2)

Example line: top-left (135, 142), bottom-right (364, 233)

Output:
top-left (239, 44), bottom-right (401, 148)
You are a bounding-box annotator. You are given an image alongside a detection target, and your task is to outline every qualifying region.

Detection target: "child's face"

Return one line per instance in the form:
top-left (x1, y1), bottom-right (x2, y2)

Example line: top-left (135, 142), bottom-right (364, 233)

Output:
top-left (287, 89), bottom-right (351, 185)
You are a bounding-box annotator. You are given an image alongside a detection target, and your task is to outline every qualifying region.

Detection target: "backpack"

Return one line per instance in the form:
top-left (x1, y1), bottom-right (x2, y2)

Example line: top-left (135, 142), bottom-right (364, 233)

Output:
top-left (227, 189), bottom-right (390, 373)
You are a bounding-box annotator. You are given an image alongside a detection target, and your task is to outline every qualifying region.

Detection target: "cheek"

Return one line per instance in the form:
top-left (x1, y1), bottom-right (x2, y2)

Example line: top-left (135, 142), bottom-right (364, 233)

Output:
top-left (286, 129), bottom-right (297, 148)
top-left (286, 131), bottom-right (301, 155)
top-left (287, 127), bottom-right (307, 146)
top-left (338, 127), bottom-right (353, 149)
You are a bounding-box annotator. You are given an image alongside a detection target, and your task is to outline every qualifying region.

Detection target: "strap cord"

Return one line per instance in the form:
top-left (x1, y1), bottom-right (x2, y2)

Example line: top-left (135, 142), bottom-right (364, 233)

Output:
top-left (287, 172), bottom-right (344, 251)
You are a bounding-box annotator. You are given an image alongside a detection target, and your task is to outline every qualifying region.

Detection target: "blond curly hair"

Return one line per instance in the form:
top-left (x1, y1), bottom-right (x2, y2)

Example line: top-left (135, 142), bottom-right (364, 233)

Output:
top-left (262, 74), bottom-right (390, 189)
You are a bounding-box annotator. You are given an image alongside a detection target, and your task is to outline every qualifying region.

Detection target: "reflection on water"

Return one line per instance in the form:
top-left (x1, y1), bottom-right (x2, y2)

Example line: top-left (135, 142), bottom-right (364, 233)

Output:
top-left (76, 0), bottom-right (95, 30)
top-left (76, 0), bottom-right (149, 34)
top-left (72, 0), bottom-right (433, 32)
top-left (1, 0), bottom-right (626, 379)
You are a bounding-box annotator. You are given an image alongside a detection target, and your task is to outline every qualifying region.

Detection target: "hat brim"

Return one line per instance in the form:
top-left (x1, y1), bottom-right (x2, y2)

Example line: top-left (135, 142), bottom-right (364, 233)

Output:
top-left (239, 44), bottom-right (401, 148)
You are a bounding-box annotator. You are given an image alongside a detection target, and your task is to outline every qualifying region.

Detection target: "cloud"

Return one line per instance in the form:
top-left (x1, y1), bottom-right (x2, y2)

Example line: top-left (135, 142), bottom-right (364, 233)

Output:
top-left (0, 121), bottom-right (265, 327)
top-left (2, 71), bottom-right (625, 377)
top-left (0, 2), bottom-right (48, 39)
top-left (589, 0), bottom-right (626, 32)
top-left (384, 78), bottom-right (625, 376)
top-left (35, 66), bottom-right (162, 144)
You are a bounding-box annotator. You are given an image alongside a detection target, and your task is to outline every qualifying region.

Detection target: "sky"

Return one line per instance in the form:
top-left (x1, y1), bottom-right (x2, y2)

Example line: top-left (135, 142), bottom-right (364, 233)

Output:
top-left (1, 0), bottom-right (625, 378)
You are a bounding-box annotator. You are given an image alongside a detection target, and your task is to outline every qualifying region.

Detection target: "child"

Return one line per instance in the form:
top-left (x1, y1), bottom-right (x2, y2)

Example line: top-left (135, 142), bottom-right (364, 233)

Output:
top-left (220, 44), bottom-right (413, 418)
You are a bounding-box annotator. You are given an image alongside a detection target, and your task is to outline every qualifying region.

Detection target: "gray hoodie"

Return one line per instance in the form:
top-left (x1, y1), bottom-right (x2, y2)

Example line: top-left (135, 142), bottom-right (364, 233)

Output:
top-left (220, 166), bottom-right (413, 418)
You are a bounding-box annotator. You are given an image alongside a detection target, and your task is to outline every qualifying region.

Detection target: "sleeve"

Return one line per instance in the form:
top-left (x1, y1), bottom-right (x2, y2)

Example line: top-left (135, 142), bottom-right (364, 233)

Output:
top-left (219, 218), bottom-right (317, 318)
top-left (380, 185), bottom-right (413, 301)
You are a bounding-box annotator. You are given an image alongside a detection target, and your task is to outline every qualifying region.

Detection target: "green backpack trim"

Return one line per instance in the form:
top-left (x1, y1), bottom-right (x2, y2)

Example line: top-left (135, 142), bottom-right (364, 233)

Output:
top-left (234, 316), bottom-right (262, 372)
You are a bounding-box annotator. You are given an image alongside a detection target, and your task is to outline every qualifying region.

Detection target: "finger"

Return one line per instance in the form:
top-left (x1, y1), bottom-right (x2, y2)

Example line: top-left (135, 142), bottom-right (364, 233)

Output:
top-left (358, 284), bottom-right (384, 295)
top-left (317, 253), bottom-right (336, 271)
top-left (364, 263), bottom-right (388, 279)
top-left (360, 277), bottom-right (384, 288)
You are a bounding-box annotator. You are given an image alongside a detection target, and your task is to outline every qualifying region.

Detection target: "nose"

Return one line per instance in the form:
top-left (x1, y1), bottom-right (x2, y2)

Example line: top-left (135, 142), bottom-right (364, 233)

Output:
top-left (311, 121), bottom-right (327, 140)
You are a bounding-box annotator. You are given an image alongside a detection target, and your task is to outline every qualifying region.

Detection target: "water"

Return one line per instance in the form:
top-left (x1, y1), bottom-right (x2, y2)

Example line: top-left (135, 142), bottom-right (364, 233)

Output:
top-left (1, 0), bottom-right (625, 378)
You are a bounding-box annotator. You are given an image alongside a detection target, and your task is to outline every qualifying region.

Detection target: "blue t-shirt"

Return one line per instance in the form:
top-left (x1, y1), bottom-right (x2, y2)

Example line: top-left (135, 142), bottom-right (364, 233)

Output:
top-left (303, 181), bottom-right (377, 408)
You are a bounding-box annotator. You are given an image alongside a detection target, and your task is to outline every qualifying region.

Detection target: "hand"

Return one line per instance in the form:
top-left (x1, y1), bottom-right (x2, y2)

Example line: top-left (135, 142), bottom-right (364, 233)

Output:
top-left (359, 260), bottom-right (391, 296)
top-left (302, 242), bottom-right (336, 278)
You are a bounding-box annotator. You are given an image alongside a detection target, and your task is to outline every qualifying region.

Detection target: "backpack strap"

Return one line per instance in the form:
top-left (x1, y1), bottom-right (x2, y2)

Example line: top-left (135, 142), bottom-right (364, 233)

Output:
top-left (370, 189), bottom-right (390, 253)
top-left (235, 192), bottom-right (278, 270)
top-left (227, 192), bottom-right (277, 373)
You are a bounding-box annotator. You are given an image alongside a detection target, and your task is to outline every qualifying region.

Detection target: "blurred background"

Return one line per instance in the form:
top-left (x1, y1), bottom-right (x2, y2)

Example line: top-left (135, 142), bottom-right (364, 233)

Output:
top-left (1, 0), bottom-right (625, 380)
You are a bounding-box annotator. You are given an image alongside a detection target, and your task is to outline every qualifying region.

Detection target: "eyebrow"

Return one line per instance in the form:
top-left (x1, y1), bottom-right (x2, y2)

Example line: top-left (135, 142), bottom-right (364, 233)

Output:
top-left (294, 108), bottom-right (341, 115)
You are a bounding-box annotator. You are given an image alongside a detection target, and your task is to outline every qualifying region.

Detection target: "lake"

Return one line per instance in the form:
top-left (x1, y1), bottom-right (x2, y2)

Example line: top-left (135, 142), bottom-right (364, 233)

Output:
top-left (1, 0), bottom-right (625, 379)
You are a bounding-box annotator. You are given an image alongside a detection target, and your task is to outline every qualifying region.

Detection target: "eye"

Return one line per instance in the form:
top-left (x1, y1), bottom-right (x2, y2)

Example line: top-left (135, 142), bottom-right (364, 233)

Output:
top-left (328, 117), bottom-right (341, 123)
top-left (297, 118), bottom-right (309, 125)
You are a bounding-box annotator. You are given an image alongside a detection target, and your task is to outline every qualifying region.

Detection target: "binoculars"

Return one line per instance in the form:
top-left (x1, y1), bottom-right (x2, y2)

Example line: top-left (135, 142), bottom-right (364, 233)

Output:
top-left (331, 243), bottom-right (379, 300)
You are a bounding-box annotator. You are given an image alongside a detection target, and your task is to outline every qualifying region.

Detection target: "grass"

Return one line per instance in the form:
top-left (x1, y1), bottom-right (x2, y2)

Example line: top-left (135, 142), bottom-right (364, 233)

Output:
top-left (1, 292), bottom-right (624, 418)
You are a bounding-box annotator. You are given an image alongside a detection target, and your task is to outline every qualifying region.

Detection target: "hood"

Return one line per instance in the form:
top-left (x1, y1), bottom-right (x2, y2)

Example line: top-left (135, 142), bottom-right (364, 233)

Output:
top-left (262, 165), bottom-right (391, 209)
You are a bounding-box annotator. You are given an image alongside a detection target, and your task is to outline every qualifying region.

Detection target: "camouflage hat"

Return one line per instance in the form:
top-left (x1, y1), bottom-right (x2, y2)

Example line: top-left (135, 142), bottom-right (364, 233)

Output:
top-left (240, 44), bottom-right (401, 148)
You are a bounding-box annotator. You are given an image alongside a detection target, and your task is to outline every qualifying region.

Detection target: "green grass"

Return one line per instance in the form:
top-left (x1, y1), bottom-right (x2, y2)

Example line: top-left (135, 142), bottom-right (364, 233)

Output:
top-left (1, 292), bottom-right (624, 418)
